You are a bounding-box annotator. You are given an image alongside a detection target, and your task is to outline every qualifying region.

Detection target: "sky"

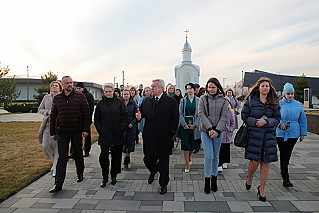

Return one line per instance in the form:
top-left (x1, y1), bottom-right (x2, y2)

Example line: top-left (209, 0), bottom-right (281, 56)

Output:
top-left (1, 0), bottom-right (319, 88)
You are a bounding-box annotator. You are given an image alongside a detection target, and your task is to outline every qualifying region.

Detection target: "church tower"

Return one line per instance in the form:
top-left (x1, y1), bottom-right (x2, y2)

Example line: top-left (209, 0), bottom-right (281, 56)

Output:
top-left (175, 30), bottom-right (200, 95)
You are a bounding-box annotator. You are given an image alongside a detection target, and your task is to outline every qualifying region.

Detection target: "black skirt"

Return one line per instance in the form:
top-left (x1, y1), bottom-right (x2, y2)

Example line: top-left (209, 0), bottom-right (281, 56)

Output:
top-left (219, 143), bottom-right (230, 165)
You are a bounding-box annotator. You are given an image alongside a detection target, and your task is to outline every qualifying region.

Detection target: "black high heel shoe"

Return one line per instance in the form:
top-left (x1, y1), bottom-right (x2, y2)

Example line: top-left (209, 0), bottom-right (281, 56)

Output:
top-left (257, 186), bottom-right (266, 202)
top-left (245, 176), bottom-right (251, 190)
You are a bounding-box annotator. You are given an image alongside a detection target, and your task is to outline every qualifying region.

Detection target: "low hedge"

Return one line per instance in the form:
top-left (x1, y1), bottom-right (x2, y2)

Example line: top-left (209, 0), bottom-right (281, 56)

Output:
top-left (4, 103), bottom-right (37, 113)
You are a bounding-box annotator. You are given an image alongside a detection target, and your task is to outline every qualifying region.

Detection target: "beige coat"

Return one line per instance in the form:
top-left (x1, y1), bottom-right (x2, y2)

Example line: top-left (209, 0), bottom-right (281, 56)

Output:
top-left (198, 93), bottom-right (228, 133)
top-left (38, 93), bottom-right (55, 144)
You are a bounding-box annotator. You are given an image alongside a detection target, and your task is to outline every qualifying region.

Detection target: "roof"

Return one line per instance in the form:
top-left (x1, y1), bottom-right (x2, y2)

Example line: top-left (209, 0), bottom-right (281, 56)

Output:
top-left (0, 78), bottom-right (103, 90)
top-left (183, 39), bottom-right (192, 50)
top-left (243, 70), bottom-right (319, 94)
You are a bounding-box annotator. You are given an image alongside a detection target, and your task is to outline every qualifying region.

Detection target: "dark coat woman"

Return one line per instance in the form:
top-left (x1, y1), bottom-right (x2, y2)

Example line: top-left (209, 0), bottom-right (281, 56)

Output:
top-left (94, 83), bottom-right (129, 187)
top-left (122, 89), bottom-right (138, 168)
top-left (241, 77), bottom-right (280, 202)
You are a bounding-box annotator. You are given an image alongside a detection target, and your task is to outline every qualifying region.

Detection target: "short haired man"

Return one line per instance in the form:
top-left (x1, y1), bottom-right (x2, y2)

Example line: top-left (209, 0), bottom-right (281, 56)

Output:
top-left (49, 76), bottom-right (90, 193)
top-left (136, 79), bottom-right (179, 195)
top-left (120, 85), bottom-right (124, 91)
top-left (76, 82), bottom-right (95, 157)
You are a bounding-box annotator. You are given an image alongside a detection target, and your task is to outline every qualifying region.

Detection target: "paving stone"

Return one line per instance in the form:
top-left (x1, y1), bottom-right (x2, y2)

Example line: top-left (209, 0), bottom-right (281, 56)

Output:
top-left (193, 192), bottom-right (215, 201)
top-left (162, 201), bottom-right (184, 211)
top-left (73, 203), bottom-right (96, 209)
top-left (80, 211), bottom-right (104, 213)
top-left (291, 201), bottom-right (319, 211)
top-left (184, 201), bottom-right (230, 212)
top-left (251, 206), bottom-right (277, 211)
top-left (291, 191), bottom-right (318, 200)
top-left (133, 192), bottom-right (174, 201)
top-left (141, 201), bottom-right (163, 206)
top-left (95, 200), bottom-right (141, 211)
top-left (30, 202), bottom-right (55, 208)
top-left (12, 208), bottom-right (59, 213)
top-left (34, 190), bottom-right (78, 199)
top-left (227, 201), bottom-right (253, 212)
top-left (248, 200), bottom-right (272, 206)
top-left (52, 198), bottom-right (79, 208)
top-left (57, 209), bottom-right (81, 213)
top-left (0, 208), bottom-right (16, 213)
top-left (269, 200), bottom-right (299, 211)
top-left (91, 191), bottom-right (115, 199)
top-left (10, 198), bottom-right (39, 208)
top-left (139, 205), bottom-right (163, 211)
top-left (0, 197), bottom-right (22, 207)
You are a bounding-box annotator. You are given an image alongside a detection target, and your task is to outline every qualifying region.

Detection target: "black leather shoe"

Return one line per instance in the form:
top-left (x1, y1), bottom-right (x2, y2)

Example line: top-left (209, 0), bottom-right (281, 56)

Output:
top-left (111, 176), bottom-right (117, 185)
top-left (84, 152), bottom-right (89, 157)
top-left (193, 147), bottom-right (199, 154)
top-left (49, 185), bottom-right (62, 193)
top-left (245, 176), bottom-right (252, 190)
top-left (100, 179), bottom-right (108, 188)
top-left (77, 174), bottom-right (84, 182)
top-left (283, 179), bottom-right (293, 187)
top-left (68, 154), bottom-right (75, 159)
top-left (160, 186), bottom-right (167, 195)
top-left (148, 174), bottom-right (155, 184)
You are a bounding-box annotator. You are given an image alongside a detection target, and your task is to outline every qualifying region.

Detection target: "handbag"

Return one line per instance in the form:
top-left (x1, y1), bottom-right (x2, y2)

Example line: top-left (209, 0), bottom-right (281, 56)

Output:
top-left (234, 123), bottom-right (248, 147)
top-left (234, 96), bottom-right (250, 147)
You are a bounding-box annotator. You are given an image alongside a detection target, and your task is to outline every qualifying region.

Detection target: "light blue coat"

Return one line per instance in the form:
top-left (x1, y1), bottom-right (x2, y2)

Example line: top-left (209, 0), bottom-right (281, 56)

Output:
top-left (179, 96), bottom-right (201, 140)
top-left (276, 98), bottom-right (307, 141)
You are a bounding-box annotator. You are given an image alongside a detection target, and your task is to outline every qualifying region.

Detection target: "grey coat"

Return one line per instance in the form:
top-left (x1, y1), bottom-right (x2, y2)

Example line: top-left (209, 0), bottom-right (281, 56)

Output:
top-left (179, 96), bottom-right (201, 140)
top-left (198, 93), bottom-right (229, 133)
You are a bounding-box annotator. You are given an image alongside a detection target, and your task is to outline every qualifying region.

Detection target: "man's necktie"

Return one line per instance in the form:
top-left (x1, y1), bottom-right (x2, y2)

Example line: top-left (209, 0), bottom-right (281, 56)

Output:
top-left (155, 97), bottom-right (159, 103)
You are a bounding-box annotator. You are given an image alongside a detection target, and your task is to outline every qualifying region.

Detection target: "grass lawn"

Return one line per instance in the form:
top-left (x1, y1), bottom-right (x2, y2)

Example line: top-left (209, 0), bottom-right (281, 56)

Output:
top-left (0, 122), bottom-right (98, 202)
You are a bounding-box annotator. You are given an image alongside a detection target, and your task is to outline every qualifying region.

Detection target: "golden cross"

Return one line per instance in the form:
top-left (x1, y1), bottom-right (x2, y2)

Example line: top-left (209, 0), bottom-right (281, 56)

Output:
top-left (184, 29), bottom-right (189, 39)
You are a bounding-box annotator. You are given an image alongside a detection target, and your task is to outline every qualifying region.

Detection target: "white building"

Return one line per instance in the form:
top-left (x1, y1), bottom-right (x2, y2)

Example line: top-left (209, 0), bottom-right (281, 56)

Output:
top-left (0, 77), bottom-right (104, 101)
top-left (175, 36), bottom-right (200, 95)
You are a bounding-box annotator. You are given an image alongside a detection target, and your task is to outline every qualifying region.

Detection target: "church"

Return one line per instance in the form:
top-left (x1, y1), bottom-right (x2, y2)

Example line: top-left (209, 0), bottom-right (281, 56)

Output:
top-left (175, 33), bottom-right (200, 95)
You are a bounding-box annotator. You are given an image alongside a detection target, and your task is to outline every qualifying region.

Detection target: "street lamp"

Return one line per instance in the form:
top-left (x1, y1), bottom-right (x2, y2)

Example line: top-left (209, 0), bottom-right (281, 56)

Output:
top-left (241, 71), bottom-right (244, 97)
top-left (223, 78), bottom-right (226, 90)
top-left (114, 77), bottom-right (117, 86)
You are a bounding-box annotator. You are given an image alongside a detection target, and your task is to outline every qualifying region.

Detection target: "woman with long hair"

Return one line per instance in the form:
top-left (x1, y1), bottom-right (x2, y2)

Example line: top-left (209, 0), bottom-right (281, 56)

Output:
top-left (276, 83), bottom-right (307, 188)
top-left (225, 89), bottom-right (240, 129)
top-left (242, 77), bottom-right (281, 202)
top-left (130, 87), bottom-right (139, 105)
top-left (38, 81), bottom-right (63, 177)
top-left (174, 89), bottom-right (183, 105)
top-left (179, 83), bottom-right (200, 173)
top-left (122, 89), bottom-right (138, 168)
top-left (94, 83), bottom-right (129, 187)
top-left (166, 84), bottom-right (176, 97)
top-left (198, 78), bottom-right (228, 193)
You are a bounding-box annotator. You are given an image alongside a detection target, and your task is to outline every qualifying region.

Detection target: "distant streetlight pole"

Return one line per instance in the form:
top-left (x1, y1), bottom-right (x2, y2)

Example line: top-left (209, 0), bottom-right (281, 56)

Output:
top-left (223, 78), bottom-right (226, 90)
top-left (114, 77), bottom-right (117, 86)
top-left (27, 66), bottom-right (29, 101)
top-left (234, 82), bottom-right (237, 96)
top-left (122, 71), bottom-right (125, 87)
top-left (241, 70), bottom-right (244, 97)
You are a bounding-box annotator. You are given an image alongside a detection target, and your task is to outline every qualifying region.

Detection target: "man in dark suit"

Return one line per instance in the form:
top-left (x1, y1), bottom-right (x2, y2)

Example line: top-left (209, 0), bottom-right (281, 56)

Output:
top-left (136, 79), bottom-right (179, 195)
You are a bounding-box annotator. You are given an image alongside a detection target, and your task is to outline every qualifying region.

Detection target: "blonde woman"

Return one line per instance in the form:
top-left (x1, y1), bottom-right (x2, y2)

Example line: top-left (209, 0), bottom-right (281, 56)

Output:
top-left (38, 81), bottom-right (62, 177)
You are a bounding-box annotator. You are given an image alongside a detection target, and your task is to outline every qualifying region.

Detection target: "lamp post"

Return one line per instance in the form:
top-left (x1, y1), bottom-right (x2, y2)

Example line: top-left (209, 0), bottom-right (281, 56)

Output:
top-left (114, 77), bottom-right (117, 87)
top-left (241, 70), bottom-right (244, 97)
top-left (223, 78), bottom-right (226, 91)
top-left (122, 71), bottom-right (125, 87)
top-left (27, 66), bottom-right (29, 101)
top-left (234, 82), bottom-right (237, 97)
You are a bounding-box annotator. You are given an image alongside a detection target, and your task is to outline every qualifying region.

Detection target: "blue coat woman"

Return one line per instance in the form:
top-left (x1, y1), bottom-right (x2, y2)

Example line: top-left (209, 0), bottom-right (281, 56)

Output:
top-left (276, 82), bottom-right (307, 187)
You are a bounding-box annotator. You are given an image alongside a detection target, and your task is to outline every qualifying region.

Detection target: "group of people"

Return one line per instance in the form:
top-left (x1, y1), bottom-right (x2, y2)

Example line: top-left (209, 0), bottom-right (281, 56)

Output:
top-left (38, 75), bottom-right (307, 200)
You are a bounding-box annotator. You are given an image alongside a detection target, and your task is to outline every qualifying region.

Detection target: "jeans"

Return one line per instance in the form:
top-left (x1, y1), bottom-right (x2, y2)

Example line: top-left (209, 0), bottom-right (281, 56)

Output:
top-left (201, 132), bottom-right (223, 177)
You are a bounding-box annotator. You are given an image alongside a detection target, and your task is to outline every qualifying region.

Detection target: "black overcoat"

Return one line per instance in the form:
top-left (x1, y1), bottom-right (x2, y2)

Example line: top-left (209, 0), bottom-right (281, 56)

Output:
top-left (139, 93), bottom-right (179, 156)
top-left (94, 96), bottom-right (129, 147)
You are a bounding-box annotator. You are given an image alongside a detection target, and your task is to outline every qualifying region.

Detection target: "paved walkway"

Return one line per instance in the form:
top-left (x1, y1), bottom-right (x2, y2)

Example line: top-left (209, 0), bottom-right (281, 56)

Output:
top-left (1, 114), bottom-right (319, 212)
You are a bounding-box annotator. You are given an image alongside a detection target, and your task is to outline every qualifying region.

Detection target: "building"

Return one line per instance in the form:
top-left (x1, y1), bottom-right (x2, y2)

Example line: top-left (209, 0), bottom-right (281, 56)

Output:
top-left (242, 70), bottom-right (319, 105)
top-left (0, 77), bottom-right (104, 101)
top-left (175, 34), bottom-right (200, 95)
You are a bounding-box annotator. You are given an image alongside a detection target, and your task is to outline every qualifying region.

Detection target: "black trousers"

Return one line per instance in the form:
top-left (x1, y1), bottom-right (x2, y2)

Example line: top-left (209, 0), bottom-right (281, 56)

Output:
top-left (144, 155), bottom-right (169, 187)
top-left (55, 133), bottom-right (84, 187)
top-left (99, 144), bottom-right (122, 179)
top-left (70, 124), bottom-right (92, 154)
top-left (195, 138), bottom-right (202, 149)
top-left (84, 127), bottom-right (91, 153)
top-left (277, 137), bottom-right (298, 180)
